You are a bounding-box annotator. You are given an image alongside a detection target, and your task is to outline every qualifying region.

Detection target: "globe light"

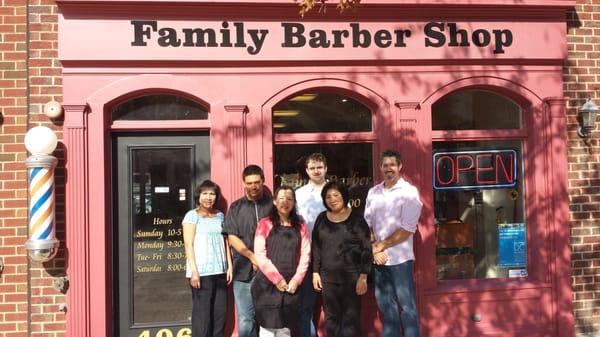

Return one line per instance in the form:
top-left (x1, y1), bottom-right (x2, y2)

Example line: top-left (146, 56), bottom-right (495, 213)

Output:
top-left (24, 126), bottom-right (58, 155)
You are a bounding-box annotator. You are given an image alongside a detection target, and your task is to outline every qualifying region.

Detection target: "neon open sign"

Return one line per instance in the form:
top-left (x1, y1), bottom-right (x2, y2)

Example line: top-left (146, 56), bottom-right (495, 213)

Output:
top-left (433, 150), bottom-right (518, 190)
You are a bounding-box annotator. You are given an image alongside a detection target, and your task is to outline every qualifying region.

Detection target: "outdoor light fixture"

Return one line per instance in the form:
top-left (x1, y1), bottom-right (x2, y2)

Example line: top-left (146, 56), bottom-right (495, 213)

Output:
top-left (24, 126), bottom-right (59, 262)
top-left (43, 100), bottom-right (63, 119)
top-left (578, 99), bottom-right (599, 138)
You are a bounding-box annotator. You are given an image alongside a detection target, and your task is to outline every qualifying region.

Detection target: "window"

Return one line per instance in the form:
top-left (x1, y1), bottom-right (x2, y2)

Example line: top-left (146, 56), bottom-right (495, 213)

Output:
top-left (112, 94), bottom-right (208, 121)
top-left (433, 90), bottom-right (522, 130)
top-left (432, 90), bottom-right (527, 280)
top-left (272, 92), bottom-right (372, 133)
top-left (274, 143), bottom-right (373, 215)
top-left (272, 91), bottom-right (376, 216)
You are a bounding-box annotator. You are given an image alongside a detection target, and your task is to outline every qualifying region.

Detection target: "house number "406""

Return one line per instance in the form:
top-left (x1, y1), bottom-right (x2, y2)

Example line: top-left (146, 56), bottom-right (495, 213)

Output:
top-left (138, 328), bottom-right (191, 337)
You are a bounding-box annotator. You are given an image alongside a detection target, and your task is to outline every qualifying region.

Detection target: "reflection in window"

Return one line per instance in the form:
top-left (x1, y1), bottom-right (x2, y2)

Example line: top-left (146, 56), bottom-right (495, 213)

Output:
top-left (112, 95), bottom-right (208, 121)
top-left (272, 92), bottom-right (372, 133)
top-left (433, 141), bottom-right (526, 280)
top-left (274, 143), bottom-right (373, 216)
top-left (432, 90), bottom-right (522, 130)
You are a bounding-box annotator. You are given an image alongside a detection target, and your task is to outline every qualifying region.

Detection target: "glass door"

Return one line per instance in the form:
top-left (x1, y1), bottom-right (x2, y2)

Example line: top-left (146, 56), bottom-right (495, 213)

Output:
top-left (113, 133), bottom-right (209, 337)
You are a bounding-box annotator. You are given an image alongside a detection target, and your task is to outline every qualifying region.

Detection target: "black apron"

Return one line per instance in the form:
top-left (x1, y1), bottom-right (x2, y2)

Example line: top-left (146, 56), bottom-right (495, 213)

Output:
top-left (251, 225), bottom-right (301, 329)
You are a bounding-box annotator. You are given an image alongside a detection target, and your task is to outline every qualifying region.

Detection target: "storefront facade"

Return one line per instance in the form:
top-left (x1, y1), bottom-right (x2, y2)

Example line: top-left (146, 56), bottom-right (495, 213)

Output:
top-left (25, 0), bottom-right (576, 336)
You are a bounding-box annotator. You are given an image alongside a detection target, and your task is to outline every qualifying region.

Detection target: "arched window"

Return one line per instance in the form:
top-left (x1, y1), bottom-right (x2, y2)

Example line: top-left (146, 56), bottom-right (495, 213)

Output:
top-left (272, 92), bottom-right (372, 133)
top-left (432, 89), bottom-right (527, 281)
top-left (112, 94), bottom-right (208, 121)
top-left (432, 89), bottom-right (522, 130)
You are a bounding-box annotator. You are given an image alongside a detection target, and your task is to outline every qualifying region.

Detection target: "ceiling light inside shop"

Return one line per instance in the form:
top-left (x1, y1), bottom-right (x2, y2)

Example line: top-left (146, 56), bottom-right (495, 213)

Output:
top-left (273, 123), bottom-right (287, 129)
top-left (289, 94), bottom-right (318, 102)
top-left (273, 110), bottom-right (300, 117)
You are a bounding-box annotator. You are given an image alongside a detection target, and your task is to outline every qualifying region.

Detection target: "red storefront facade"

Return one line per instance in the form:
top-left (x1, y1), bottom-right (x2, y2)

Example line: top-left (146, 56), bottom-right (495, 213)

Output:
top-left (4, 0), bottom-right (581, 336)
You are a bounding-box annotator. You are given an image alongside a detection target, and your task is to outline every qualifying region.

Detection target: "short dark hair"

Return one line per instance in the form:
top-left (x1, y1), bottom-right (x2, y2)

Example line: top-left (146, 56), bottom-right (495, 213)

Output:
top-left (380, 149), bottom-right (402, 165)
top-left (242, 164), bottom-right (265, 181)
top-left (194, 180), bottom-right (221, 206)
top-left (305, 153), bottom-right (327, 168)
top-left (321, 180), bottom-right (350, 211)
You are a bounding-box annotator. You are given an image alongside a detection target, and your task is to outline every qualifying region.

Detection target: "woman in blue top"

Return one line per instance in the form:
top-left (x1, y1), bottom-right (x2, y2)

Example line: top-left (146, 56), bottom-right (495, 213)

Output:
top-left (183, 180), bottom-right (233, 337)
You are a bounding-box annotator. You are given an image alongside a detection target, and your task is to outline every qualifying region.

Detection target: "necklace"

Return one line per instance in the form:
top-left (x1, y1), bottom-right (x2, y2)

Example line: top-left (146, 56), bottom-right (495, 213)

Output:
top-left (328, 207), bottom-right (350, 222)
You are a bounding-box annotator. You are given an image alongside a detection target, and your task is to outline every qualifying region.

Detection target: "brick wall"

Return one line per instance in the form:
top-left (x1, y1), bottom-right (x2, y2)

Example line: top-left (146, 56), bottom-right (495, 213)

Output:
top-left (0, 0), bottom-right (65, 337)
top-left (566, 0), bottom-right (600, 336)
top-left (0, 1), bottom-right (31, 336)
top-left (28, 0), bottom-right (66, 336)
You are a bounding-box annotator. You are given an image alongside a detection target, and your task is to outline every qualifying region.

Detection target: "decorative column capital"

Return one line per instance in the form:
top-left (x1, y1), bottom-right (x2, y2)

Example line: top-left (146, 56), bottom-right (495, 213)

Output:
top-left (394, 100), bottom-right (421, 110)
top-left (63, 104), bottom-right (90, 129)
top-left (224, 104), bottom-right (249, 114)
top-left (224, 105), bottom-right (249, 128)
top-left (543, 97), bottom-right (568, 118)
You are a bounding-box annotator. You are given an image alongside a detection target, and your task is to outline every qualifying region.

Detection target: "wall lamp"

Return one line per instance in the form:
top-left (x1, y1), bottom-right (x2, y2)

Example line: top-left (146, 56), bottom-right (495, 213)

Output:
top-left (24, 126), bottom-right (59, 262)
top-left (578, 99), bottom-right (599, 138)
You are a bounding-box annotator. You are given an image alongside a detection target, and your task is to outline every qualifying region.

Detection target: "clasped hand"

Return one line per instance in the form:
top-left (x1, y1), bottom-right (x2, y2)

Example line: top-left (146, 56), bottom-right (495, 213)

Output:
top-left (276, 279), bottom-right (298, 294)
top-left (372, 241), bottom-right (389, 265)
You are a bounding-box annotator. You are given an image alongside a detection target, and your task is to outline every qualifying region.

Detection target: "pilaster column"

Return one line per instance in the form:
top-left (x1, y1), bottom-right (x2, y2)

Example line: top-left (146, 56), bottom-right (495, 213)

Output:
top-left (543, 97), bottom-right (574, 337)
top-left (63, 104), bottom-right (91, 337)
top-left (394, 100), bottom-right (421, 182)
top-left (225, 105), bottom-right (249, 198)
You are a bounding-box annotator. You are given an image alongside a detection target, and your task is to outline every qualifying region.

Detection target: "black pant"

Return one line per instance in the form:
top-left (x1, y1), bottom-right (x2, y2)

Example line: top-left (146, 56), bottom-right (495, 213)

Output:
top-left (191, 274), bottom-right (227, 337)
top-left (322, 281), bottom-right (361, 337)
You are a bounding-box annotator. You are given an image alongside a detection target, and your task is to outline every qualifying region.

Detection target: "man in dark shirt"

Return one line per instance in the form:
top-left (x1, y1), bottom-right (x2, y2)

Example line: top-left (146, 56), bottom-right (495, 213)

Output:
top-left (222, 165), bottom-right (272, 337)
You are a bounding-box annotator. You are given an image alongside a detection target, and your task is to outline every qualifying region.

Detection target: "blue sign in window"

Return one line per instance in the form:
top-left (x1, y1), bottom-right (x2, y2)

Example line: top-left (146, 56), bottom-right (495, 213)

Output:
top-left (498, 223), bottom-right (527, 268)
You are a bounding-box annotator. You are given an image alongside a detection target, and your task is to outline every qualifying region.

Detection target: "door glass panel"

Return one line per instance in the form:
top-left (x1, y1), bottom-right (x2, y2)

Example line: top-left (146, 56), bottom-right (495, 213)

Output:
top-left (432, 90), bottom-right (522, 130)
top-left (433, 140), bottom-right (526, 280)
top-left (115, 134), bottom-right (210, 337)
top-left (274, 143), bottom-right (373, 216)
top-left (131, 148), bottom-right (191, 324)
top-left (272, 92), bottom-right (372, 133)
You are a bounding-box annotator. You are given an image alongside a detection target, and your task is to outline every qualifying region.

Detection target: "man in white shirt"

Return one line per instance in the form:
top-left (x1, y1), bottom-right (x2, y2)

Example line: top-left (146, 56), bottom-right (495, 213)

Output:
top-left (364, 150), bottom-right (422, 337)
top-left (295, 153), bottom-right (328, 337)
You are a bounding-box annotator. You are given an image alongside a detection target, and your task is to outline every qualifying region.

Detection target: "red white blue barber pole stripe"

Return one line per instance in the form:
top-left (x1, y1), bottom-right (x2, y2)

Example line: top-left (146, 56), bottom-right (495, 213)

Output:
top-left (24, 126), bottom-right (59, 262)
top-left (29, 166), bottom-right (56, 242)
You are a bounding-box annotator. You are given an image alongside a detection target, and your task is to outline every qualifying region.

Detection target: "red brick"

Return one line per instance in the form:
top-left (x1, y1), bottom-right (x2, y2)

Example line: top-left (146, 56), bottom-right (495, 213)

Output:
top-left (5, 333), bottom-right (27, 337)
top-left (4, 313), bottom-right (27, 322)
top-left (0, 323), bottom-right (17, 332)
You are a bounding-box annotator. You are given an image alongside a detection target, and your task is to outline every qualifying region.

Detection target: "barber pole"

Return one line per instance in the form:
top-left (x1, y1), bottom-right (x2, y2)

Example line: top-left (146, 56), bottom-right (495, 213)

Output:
top-left (24, 126), bottom-right (60, 262)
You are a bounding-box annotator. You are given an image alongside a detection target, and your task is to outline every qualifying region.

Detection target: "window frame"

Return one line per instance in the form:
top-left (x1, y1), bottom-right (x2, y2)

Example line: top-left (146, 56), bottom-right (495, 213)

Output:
top-left (110, 93), bottom-right (211, 131)
top-left (429, 87), bottom-right (539, 288)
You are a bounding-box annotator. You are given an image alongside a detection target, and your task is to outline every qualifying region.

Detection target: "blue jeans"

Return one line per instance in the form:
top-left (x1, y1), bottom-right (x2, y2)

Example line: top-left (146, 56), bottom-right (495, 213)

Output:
top-left (373, 261), bottom-right (420, 337)
top-left (298, 274), bottom-right (317, 337)
top-left (233, 280), bottom-right (257, 337)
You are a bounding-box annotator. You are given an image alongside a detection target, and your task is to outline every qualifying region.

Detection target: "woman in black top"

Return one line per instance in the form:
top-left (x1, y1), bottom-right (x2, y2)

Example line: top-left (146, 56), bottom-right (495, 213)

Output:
top-left (311, 181), bottom-right (372, 337)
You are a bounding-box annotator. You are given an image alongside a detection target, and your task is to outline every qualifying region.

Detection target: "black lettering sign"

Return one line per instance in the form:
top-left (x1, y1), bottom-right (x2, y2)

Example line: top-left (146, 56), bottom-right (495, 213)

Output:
top-left (130, 21), bottom-right (514, 55)
top-left (424, 22), bottom-right (513, 54)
